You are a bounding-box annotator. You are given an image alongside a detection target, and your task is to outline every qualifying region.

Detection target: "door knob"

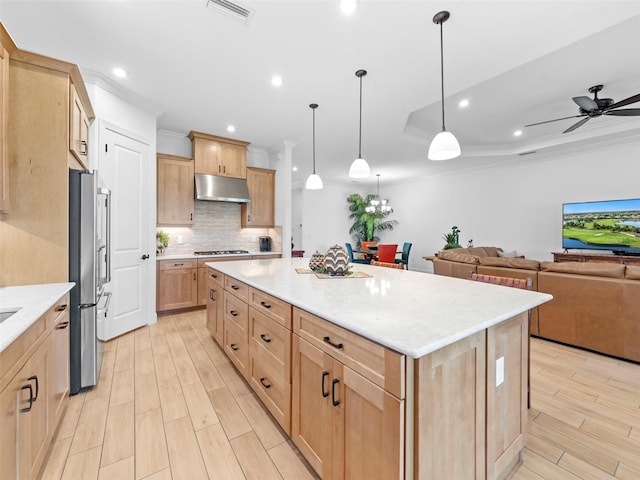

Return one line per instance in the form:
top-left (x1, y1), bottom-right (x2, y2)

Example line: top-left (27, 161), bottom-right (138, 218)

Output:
top-left (141, 254), bottom-right (150, 260)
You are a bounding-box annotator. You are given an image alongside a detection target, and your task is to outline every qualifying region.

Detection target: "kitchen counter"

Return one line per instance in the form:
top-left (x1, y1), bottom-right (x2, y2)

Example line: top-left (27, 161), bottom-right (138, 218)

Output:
top-left (158, 251), bottom-right (282, 261)
top-left (0, 282), bottom-right (74, 353)
top-left (206, 257), bottom-right (551, 358)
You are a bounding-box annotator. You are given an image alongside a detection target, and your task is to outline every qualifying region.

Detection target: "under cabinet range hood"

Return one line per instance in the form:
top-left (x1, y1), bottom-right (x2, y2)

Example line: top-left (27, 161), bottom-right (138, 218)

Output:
top-left (194, 173), bottom-right (251, 203)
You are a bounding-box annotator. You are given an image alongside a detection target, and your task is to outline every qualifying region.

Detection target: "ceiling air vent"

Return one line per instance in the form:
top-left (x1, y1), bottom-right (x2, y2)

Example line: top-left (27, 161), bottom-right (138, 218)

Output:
top-left (206, 0), bottom-right (255, 26)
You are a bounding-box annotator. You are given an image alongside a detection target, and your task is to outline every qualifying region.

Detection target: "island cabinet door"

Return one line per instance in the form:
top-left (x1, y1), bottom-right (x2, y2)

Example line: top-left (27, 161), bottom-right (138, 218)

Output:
top-left (206, 276), bottom-right (224, 346)
top-left (292, 336), bottom-right (335, 479)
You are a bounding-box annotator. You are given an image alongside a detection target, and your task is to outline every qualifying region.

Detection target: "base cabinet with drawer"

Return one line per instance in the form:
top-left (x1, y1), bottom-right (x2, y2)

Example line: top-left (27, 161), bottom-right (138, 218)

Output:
top-left (205, 267), bottom-right (225, 344)
top-left (157, 259), bottom-right (198, 311)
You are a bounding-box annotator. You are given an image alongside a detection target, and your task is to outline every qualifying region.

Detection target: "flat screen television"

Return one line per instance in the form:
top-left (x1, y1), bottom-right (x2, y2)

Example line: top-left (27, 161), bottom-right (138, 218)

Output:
top-left (562, 198), bottom-right (640, 255)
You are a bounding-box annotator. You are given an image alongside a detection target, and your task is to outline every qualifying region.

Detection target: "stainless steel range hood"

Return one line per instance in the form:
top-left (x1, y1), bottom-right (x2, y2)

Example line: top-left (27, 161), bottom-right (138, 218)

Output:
top-left (194, 173), bottom-right (251, 203)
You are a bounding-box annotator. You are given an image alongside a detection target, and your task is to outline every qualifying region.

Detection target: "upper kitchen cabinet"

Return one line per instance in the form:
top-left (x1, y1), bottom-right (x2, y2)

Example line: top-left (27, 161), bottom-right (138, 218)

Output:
top-left (188, 130), bottom-right (249, 179)
top-left (0, 44), bottom-right (94, 286)
top-left (242, 167), bottom-right (275, 228)
top-left (157, 153), bottom-right (194, 225)
top-left (0, 24), bottom-right (17, 214)
top-left (69, 82), bottom-right (90, 165)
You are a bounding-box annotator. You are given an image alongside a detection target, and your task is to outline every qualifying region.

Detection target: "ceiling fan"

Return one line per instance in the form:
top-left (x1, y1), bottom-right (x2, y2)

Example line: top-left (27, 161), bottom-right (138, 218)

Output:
top-left (525, 84), bottom-right (640, 133)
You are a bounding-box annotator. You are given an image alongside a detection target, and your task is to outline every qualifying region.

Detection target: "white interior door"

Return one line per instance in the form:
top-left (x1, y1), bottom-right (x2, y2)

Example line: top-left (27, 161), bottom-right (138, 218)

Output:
top-left (99, 125), bottom-right (151, 339)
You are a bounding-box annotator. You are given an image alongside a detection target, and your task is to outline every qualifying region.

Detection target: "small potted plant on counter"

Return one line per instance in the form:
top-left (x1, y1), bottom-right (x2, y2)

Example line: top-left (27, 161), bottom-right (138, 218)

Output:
top-left (156, 230), bottom-right (169, 255)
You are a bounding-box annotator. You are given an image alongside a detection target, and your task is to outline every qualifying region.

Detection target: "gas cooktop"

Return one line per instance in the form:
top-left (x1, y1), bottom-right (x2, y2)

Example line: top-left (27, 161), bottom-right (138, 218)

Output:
top-left (193, 250), bottom-right (250, 256)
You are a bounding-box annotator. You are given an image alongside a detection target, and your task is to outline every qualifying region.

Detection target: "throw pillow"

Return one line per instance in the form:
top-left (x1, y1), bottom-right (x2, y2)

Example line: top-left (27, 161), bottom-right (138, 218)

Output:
top-left (498, 250), bottom-right (518, 258)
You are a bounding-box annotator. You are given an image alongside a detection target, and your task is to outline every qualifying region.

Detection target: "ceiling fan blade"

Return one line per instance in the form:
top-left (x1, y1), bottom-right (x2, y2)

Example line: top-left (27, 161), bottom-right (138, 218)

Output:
top-left (606, 93), bottom-right (640, 110)
top-left (573, 96), bottom-right (598, 111)
top-left (524, 114), bottom-right (585, 127)
top-left (604, 108), bottom-right (640, 116)
top-left (563, 116), bottom-right (590, 133)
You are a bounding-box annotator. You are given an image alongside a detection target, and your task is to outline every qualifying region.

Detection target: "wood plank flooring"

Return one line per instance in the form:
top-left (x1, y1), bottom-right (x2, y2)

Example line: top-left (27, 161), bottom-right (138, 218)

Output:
top-left (40, 310), bottom-right (640, 479)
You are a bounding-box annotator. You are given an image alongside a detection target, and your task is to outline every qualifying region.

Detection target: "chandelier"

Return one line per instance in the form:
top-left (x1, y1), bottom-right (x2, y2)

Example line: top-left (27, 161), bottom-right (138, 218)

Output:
top-left (366, 174), bottom-right (391, 213)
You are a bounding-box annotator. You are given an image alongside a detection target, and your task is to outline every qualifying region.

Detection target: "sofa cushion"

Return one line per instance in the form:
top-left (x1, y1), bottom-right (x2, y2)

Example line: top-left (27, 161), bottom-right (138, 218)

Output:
top-left (626, 265), bottom-right (640, 280)
top-left (540, 261), bottom-right (626, 278)
top-left (437, 251), bottom-right (480, 264)
top-left (467, 246), bottom-right (502, 258)
top-left (479, 257), bottom-right (540, 270)
top-left (498, 249), bottom-right (518, 258)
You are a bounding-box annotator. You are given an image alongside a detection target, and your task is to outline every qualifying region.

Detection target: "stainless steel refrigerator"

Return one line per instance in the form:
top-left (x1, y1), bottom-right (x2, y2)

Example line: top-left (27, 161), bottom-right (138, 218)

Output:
top-left (69, 169), bottom-right (111, 395)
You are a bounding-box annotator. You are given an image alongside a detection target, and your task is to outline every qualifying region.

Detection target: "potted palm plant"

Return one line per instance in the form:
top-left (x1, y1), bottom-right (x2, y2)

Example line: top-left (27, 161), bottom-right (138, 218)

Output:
top-left (347, 193), bottom-right (398, 247)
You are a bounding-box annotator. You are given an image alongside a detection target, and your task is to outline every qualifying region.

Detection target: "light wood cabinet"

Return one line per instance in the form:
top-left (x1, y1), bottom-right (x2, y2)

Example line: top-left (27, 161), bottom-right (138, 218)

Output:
top-left (292, 307), bottom-right (405, 480)
top-left (156, 259), bottom-right (198, 311)
top-left (198, 257), bottom-right (250, 307)
top-left (188, 130), bottom-right (249, 179)
top-left (157, 153), bottom-right (194, 226)
top-left (0, 292), bottom-right (70, 480)
top-left (0, 24), bottom-right (15, 214)
top-left (241, 167), bottom-right (275, 228)
top-left (223, 291), bottom-right (249, 376)
top-left (205, 267), bottom-right (225, 345)
top-left (0, 47), bottom-right (94, 285)
top-left (69, 82), bottom-right (90, 166)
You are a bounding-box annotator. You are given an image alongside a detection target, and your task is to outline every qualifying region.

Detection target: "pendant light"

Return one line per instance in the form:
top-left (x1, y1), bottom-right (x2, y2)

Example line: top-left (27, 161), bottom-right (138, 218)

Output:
top-left (428, 11), bottom-right (461, 161)
top-left (349, 69), bottom-right (371, 178)
top-left (305, 103), bottom-right (323, 190)
top-left (365, 174), bottom-right (391, 213)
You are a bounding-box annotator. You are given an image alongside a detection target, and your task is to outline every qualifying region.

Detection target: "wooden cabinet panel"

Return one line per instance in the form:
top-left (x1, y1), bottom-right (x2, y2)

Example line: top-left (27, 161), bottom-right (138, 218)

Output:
top-left (241, 167), bottom-right (275, 228)
top-left (206, 275), bottom-right (224, 345)
top-left (225, 276), bottom-right (250, 302)
top-left (0, 27), bottom-right (13, 213)
top-left (69, 82), bottom-right (90, 167)
top-left (220, 143), bottom-right (246, 178)
top-left (157, 154), bottom-right (194, 226)
top-left (0, 368), bottom-right (19, 479)
top-left (188, 130), bottom-right (249, 178)
top-left (157, 260), bottom-right (197, 312)
top-left (249, 287), bottom-right (291, 329)
top-left (224, 320), bottom-right (249, 378)
top-left (48, 302), bottom-right (70, 433)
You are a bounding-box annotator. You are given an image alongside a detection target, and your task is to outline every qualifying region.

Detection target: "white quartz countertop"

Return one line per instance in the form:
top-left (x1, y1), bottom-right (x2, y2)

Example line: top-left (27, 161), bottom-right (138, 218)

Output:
top-left (0, 283), bottom-right (75, 353)
top-left (158, 251), bottom-right (282, 261)
top-left (207, 258), bottom-right (552, 358)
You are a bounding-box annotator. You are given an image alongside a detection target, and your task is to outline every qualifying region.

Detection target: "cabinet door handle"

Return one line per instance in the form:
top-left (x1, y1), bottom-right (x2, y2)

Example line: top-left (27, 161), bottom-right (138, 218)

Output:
top-left (193, 272), bottom-right (196, 281)
top-left (321, 371), bottom-right (330, 398)
top-left (259, 377), bottom-right (271, 389)
top-left (56, 321), bottom-right (70, 330)
top-left (323, 336), bottom-right (343, 350)
top-left (248, 215), bottom-right (251, 222)
top-left (55, 304), bottom-right (68, 312)
top-left (28, 375), bottom-right (39, 402)
top-left (209, 289), bottom-right (215, 301)
top-left (260, 333), bottom-right (271, 343)
top-left (332, 378), bottom-right (340, 406)
top-left (190, 213), bottom-right (193, 221)
top-left (20, 384), bottom-right (34, 413)
top-left (80, 140), bottom-right (88, 155)
top-left (260, 301), bottom-right (272, 309)
top-left (230, 285), bottom-right (239, 290)
top-left (230, 343), bottom-right (239, 351)
top-left (210, 273), bottom-right (217, 279)
top-left (230, 310), bottom-right (238, 317)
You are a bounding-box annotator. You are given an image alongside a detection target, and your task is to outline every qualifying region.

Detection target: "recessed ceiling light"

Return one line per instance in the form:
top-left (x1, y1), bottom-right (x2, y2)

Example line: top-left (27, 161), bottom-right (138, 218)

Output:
top-left (514, 130), bottom-right (523, 137)
top-left (292, 166), bottom-right (298, 172)
top-left (341, 0), bottom-right (357, 15)
top-left (271, 75), bottom-right (283, 87)
top-left (227, 125), bottom-right (236, 133)
top-left (112, 67), bottom-right (127, 79)
top-left (458, 99), bottom-right (469, 108)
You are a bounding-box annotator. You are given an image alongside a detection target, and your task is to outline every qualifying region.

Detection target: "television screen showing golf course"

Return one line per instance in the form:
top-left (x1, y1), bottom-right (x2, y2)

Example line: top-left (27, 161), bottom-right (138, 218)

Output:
top-left (563, 198), bottom-right (640, 253)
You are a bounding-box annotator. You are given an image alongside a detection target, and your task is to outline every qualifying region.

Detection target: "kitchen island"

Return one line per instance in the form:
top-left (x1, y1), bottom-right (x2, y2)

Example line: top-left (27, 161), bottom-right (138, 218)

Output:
top-left (206, 257), bottom-right (552, 480)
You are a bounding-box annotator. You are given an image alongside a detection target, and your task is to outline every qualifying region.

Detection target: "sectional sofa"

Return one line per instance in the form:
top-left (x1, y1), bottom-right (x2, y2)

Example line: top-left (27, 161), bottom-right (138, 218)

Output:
top-left (432, 247), bottom-right (640, 363)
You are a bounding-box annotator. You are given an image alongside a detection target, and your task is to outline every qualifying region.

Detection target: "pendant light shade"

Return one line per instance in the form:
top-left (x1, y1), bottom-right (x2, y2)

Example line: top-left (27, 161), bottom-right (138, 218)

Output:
top-left (428, 11), bottom-right (461, 161)
top-left (349, 69), bottom-right (371, 178)
top-left (306, 103), bottom-right (323, 190)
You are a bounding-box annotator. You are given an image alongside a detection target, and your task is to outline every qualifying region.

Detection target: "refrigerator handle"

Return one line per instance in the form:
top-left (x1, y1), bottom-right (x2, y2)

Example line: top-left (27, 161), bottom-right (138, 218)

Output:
top-left (105, 191), bottom-right (112, 284)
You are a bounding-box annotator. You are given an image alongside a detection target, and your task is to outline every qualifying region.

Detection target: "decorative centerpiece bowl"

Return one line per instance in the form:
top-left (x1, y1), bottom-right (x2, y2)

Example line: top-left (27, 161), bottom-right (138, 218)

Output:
top-left (323, 244), bottom-right (349, 276)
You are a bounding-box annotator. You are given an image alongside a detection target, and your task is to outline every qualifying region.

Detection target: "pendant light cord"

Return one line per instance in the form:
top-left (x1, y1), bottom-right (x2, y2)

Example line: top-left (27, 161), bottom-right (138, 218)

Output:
top-left (312, 107), bottom-right (316, 174)
top-left (358, 74), bottom-right (363, 158)
top-left (439, 19), bottom-right (446, 132)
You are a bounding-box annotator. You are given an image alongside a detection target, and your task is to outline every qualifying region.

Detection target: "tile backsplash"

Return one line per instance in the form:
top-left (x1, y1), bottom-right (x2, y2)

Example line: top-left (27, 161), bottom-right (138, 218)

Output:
top-left (157, 201), bottom-right (282, 255)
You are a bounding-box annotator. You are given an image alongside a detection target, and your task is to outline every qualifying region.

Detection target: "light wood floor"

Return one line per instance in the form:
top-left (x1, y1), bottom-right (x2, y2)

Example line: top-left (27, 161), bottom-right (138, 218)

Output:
top-left (39, 310), bottom-right (640, 480)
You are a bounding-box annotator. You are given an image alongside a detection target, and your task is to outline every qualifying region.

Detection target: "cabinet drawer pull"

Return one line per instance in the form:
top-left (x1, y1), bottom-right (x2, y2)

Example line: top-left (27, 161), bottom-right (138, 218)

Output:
top-left (230, 343), bottom-right (239, 351)
top-left (20, 384), bottom-right (34, 413)
top-left (210, 273), bottom-right (218, 279)
top-left (259, 377), bottom-right (271, 389)
top-left (230, 285), bottom-right (239, 290)
top-left (174, 263), bottom-right (184, 266)
top-left (56, 321), bottom-right (70, 330)
top-left (230, 310), bottom-right (238, 317)
top-left (55, 304), bottom-right (68, 312)
top-left (321, 371), bottom-right (330, 398)
top-left (260, 301), bottom-right (272, 309)
top-left (260, 333), bottom-right (271, 343)
top-left (28, 375), bottom-right (39, 401)
top-left (323, 336), bottom-right (343, 350)
top-left (332, 378), bottom-right (340, 406)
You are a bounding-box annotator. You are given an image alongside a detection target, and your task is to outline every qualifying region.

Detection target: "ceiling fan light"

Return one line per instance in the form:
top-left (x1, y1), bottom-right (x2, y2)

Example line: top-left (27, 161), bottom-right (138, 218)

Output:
top-left (305, 173), bottom-right (323, 190)
top-left (349, 157), bottom-right (370, 178)
top-left (428, 130), bottom-right (461, 161)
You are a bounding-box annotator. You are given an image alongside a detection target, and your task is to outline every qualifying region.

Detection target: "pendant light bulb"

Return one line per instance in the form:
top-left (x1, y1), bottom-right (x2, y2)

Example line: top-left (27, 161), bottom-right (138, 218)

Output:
top-left (349, 69), bottom-right (371, 178)
top-left (306, 103), bottom-right (323, 190)
top-left (428, 11), bottom-right (461, 161)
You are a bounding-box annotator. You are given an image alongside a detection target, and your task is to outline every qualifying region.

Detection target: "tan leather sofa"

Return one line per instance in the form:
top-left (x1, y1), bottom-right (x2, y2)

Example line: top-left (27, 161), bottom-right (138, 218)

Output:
top-left (432, 247), bottom-right (640, 362)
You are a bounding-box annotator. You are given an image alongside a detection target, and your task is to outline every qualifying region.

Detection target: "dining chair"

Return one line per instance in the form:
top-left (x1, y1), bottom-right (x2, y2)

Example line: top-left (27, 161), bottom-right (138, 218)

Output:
top-left (361, 241), bottom-right (377, 252)
top-left (394, 242), bottom-right (413, 269)
top-left (345, 243), bottom-right (370, 264)
top-left (371, 260), bottom-right (404, 269)
top-left (377, 244), bottom-right (398, 263)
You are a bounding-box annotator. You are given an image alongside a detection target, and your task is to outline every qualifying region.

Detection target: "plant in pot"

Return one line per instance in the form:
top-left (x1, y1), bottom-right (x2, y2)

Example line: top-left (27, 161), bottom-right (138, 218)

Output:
top-left (156, 230), bottom-right (169, 255)
top-left (347, 193), bottom-right (398, 248)
top-left (442, 225), bottom-right (461, 250)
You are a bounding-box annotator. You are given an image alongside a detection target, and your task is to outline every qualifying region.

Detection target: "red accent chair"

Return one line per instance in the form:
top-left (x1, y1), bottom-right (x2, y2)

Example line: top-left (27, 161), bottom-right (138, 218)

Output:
top-left (377, 244), bottom-right (398, 263)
